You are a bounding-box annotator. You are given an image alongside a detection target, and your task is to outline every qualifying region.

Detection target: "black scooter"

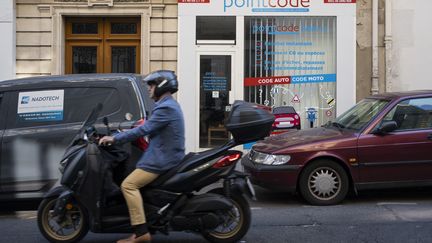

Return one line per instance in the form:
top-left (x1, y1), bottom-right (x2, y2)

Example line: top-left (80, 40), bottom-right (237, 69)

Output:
top-left (37, 101), bottom-right (274, 243)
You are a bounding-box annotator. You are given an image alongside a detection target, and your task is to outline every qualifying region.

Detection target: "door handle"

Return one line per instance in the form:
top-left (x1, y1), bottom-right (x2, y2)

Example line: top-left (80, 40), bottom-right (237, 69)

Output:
top-left (427, 134), bottom-right (432, 140)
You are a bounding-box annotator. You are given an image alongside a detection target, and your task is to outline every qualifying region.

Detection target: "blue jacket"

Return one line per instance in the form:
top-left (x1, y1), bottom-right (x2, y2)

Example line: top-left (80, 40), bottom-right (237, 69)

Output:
top-left (113, 95), bottom-right (185, 174)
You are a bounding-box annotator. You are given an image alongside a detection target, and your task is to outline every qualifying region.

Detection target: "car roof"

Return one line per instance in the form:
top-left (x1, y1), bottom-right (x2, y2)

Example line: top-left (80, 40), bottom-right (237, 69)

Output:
top-left (0, 73), bottom-right (141, 91)
top-left (366, 90), bottom-right (432, 100)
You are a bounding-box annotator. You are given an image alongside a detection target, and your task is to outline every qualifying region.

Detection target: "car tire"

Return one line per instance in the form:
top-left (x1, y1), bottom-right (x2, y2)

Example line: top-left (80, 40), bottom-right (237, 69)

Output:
top-left (299, 160), bottom-right (349, 205)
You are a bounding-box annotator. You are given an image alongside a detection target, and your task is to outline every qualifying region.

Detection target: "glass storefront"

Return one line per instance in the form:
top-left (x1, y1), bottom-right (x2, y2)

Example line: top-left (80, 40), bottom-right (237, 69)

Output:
top-left (199, 55), bottom-right (232, 147)
top-left (244, 16), bottom-right (337, 128)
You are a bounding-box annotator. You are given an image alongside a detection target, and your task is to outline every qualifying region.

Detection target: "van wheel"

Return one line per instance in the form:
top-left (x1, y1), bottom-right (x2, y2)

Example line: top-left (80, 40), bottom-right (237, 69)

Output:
top-left (299, 160), bottom-right (349, 205)
top-left (37, 197), bottom-right (89, 243)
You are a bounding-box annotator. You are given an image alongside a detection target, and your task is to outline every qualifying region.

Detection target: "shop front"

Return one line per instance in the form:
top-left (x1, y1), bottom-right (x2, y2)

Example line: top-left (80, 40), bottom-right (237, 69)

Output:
top-left (178, 0), bottom-right (356, 151)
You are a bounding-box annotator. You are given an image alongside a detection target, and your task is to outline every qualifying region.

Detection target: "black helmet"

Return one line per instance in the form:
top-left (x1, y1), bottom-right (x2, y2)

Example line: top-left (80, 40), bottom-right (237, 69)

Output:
top-left (143, 70), bottom-right (178, 97)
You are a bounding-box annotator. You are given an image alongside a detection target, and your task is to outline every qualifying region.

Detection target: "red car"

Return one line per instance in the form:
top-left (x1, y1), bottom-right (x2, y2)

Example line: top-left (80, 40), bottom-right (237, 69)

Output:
top-left (242, 91), bottom-right (432, 205)
top-left (272, 106), bottom-right (301, 131)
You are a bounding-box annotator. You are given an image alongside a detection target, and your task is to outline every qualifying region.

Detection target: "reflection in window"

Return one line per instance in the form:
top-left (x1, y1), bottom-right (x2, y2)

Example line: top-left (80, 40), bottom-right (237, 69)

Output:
top-left (384, 98), bottom-right (432, 131)
top-left (336, 98), bottom-right (388, 131)
top-left (244, 16), bottom-right (337, 129)
top-left (72, 47), bottom-right (97, 74)
top-left (112, 47), bottom-right (136, 73)
top-left (111, 23), bottom-right (137, 34)
top-left (72, 23), bottom-right (98, 34)
top-left (64, 88), bottom-right (121, 123)
top-left (196, 16), bottom-right (236, 44)
top-left (199, 55), bottom-right (231, 148)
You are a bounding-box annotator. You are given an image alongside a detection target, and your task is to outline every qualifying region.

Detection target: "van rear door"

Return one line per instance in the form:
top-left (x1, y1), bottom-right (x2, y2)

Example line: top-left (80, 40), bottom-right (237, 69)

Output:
top-left (0, 86), bottom-right (140, 197)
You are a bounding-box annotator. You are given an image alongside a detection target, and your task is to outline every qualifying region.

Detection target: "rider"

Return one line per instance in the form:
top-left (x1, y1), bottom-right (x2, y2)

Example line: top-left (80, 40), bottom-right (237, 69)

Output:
top-left (99, 70), bottom-right (185, 243)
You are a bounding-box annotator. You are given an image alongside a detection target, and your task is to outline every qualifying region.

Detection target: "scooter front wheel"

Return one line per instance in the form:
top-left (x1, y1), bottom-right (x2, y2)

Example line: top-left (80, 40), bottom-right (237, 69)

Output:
top-left (37, 197), bottom-right (89, 243)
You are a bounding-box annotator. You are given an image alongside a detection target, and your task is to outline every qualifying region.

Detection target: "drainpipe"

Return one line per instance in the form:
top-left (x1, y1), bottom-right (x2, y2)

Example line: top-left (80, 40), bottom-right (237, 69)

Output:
top-left (371, 0), bottom-right (379, 95)
top-left (384, 0), bottom-right (393, 92)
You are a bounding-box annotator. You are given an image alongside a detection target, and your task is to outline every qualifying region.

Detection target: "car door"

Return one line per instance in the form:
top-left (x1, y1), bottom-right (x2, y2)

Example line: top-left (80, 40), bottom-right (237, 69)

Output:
top-left (358, 96), bottom-right (432, 185)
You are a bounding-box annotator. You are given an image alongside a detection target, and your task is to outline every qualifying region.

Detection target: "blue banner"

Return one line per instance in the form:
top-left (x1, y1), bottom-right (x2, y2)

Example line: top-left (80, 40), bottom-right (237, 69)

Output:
top-left (291, 74), bottom-right (336, 84)
top-left (18, 111), bottom-right (64, 122)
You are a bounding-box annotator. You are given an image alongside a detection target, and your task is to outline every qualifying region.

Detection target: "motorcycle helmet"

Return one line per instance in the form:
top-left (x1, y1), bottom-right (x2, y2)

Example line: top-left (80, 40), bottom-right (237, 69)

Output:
top-left (143, 70), bottom-right (178, 98)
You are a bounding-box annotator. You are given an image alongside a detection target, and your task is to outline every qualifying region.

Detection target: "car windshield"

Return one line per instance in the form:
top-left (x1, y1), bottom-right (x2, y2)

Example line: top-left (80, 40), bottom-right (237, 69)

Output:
top-left (273, 106), bottom-right (296, 114)
top-left (332, 98), bottom-right (389, 131)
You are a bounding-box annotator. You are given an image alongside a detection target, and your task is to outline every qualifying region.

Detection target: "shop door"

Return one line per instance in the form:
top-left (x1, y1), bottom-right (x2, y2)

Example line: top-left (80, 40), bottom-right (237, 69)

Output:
top-left (199, 54), bottom-right (234, 148)
top-left (65, 17), bottom-right (140, 74)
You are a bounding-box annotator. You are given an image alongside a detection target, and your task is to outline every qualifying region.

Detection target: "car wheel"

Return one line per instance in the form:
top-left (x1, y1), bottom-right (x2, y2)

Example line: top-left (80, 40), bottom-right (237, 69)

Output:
top-left (299, 160), bottom-right (349, 205)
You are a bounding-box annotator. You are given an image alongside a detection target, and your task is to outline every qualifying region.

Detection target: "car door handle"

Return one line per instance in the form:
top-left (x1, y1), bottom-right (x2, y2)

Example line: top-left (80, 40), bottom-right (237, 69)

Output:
top-left (428, 134), bottom-right (432, 140)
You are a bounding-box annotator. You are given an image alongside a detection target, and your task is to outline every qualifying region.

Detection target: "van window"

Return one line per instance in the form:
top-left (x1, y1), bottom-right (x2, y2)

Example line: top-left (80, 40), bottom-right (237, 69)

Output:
top-left (64, 87), bottom-right (121, 123)
top-left (8, 87), bottom-right (122, 128)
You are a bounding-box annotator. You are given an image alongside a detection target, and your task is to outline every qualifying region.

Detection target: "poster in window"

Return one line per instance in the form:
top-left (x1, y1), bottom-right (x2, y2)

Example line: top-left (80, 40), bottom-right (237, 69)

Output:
top-left (17, 90), bottom-right (64, 122)
top-left (244, 16), bottom-right (337, 129)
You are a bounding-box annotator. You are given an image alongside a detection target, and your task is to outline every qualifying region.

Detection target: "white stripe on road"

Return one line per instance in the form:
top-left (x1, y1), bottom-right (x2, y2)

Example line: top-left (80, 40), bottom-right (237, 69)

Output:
top-left (251, 207), bottom-right (262, 210)
top-left (377, 202), bottom-right (418, 206)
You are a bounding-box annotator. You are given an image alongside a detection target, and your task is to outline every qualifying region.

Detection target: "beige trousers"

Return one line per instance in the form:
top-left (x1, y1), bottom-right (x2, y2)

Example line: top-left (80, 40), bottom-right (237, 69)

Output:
top-left (121, 168), bottom-right (158, 226)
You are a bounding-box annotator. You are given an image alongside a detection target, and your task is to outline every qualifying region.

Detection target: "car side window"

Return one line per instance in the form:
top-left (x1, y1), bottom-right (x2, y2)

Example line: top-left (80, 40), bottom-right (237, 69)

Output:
top-left (64, 87), bottom-right (121, 123)
top-left (382, 97), bottom-right (432, 131)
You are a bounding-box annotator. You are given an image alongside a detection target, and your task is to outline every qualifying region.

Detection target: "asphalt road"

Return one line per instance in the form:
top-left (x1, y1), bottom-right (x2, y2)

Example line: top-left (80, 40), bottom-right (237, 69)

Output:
top-left (2, 187), bottom-right (432, 243)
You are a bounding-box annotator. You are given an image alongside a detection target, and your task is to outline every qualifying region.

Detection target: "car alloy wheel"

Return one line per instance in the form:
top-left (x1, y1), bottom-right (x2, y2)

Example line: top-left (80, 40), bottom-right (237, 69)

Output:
top-left (299, 160), bottom-right (349, 205)
top-left (308, 167), bottom-right (341, 200)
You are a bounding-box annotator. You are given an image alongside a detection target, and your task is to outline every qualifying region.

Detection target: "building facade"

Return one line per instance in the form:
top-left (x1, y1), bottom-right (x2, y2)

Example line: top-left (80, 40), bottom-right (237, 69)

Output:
top-left (0, 1), bottom-right (15, 81)
top-left (7, 0), bottom-right (177, 79)
top-left (357, 0), bottom-right (432, 100)
top-left (178, 1), bottom-right (356, 151)
top-left (2, 1), bottom-right (432, 152)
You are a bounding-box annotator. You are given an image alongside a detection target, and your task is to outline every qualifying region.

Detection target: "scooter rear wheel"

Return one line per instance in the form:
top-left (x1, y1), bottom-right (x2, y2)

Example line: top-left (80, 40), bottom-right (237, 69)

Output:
top-left (202, 192), bottom-right (251, 243)
top-left (37, 197), bottom-right (89, 243)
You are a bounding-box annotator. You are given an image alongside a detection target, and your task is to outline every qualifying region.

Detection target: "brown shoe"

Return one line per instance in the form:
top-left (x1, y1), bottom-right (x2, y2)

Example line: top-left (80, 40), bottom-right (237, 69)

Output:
top-left (117, 234), bottom-right (136, 243)
top-left (133, 233), bottom-right (151, 243)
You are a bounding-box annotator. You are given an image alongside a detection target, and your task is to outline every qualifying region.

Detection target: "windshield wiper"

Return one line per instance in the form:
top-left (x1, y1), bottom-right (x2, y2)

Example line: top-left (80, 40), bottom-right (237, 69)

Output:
top-left (323, 121), bottom-right (345, 131)
top-left (331, 122), bottom-right (345, 129)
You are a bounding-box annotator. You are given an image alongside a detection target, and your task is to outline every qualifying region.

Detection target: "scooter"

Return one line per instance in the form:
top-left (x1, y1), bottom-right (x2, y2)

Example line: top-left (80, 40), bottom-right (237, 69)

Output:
top-left (37, 101), bottom-right (274, 243)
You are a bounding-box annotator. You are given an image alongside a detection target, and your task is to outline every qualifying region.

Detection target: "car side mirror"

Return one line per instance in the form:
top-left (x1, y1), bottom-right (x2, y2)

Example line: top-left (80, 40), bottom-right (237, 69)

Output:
top-left (372, 121), bottom-right (398, 135)
top-left (125, 113), bottom-right (133, 121)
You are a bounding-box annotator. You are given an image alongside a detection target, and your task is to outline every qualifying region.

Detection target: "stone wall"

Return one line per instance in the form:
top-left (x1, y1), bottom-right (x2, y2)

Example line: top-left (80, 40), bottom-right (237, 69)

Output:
top-left (15, 0), bottom-right (178, 78)
top-left (356, 0), bottom-right (386, 101)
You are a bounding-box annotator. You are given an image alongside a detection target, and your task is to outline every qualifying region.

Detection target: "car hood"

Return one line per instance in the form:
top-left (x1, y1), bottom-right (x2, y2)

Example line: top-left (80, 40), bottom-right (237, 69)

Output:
top-left (253, 127), bottom-right (354, 153)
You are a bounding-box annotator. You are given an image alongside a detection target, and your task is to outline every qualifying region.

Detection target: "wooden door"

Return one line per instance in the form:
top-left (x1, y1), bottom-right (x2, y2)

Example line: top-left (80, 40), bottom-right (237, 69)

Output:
top-left (65, 17), bottom-right (141, 74)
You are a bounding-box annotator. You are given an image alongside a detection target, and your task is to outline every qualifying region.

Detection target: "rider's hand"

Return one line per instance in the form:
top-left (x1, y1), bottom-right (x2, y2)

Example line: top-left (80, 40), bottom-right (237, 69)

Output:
top-left (99, 136), bottom-right (115, 146)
